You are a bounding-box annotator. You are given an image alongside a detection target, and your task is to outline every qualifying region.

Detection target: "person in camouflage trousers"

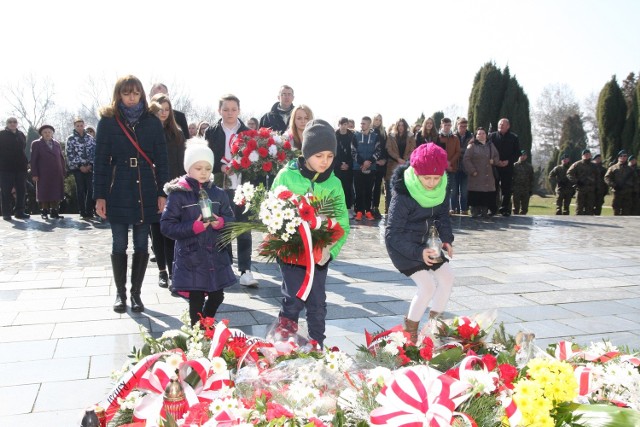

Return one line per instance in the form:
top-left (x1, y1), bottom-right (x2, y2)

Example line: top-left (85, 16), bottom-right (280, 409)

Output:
top-left (512, 150), bottom-right (534, 215)
top-left (567, 149), bottom-right (598, 215)
top-left (548, 154), bottom-right (574, 215)
top-left (604, 150), bottom-right (637, 216)
top-left (592, 154), bottom-right (608, 215)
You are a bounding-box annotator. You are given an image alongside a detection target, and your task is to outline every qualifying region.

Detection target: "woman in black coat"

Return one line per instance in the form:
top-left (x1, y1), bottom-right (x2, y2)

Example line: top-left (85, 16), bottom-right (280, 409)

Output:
top-left (385, 143), bottom-right (454, 343)
top-left (94, 75), bottom-right (169, 314)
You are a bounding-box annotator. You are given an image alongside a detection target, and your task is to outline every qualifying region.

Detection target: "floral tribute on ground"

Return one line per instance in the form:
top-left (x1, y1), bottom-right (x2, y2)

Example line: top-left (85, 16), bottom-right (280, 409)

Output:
top-left (228, 128), bottom-right (292, 182)
top-left (94, 309), bottom-right (640, 426)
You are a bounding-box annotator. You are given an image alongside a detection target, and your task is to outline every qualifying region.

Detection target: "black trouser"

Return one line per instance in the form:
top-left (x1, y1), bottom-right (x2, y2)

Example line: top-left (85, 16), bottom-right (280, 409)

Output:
top-left (372, 166), bottom-right (386, 212)
top-left (150, 222), bottom-right (175, 275)
top-left (189, 290), bottom-right (224, 326)
top-left (71, 170), bottom-right (94, 216)
top-left (353, 170), bottom-right (375, 213)
top-left (0, 171), bottom-right (27, 216)
top-left (496, 166), bottom-right (513, 213)
top-left (334, 169), bottom-right (353, 209)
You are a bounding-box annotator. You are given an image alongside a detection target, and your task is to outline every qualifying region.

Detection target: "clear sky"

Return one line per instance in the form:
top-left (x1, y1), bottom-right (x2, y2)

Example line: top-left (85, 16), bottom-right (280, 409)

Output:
top-left (2, 0), bottom-right (639, 128)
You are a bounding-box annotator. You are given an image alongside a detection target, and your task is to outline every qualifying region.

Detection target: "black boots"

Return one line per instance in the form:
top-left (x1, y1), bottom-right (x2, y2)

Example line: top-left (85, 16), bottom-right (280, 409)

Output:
top-left (130, 252), bottom-right (149, 312)
top-left (50, 209), bottom-right (63, 219)
top-left (158, 270), bottom-right (169, 288)
top-left (41, 209), bottom-right (49, 220)
top-left (111, 253), bottom-right (127, 313)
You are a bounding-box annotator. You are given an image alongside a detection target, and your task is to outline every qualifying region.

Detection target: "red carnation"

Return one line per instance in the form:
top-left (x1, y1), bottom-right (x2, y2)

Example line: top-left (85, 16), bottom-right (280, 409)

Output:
top-left (283, 140), bottom-right (292, 150)
top-left (183, 402), bottom-right (212, 425)
top-left (240, 156), bottom-right (251, 169)
top-left (498, 363), bottom-right (518, 386)
top-left (247, 138), bottom-right (258, 151)
top-left (246, 129), bottom-right (258, 138)
top-left (330, 222), bottom-right (345, 241)
top-left (457, 323), bottom-right (480, 340)
top-left (267, 137), bottom-right (276, 146)
top-left (231, 141), bottom-right (240, 155)
top-left (277, 190), bottom-right (294, 200)
top-left (258, 147), bottom-right (268, 158)
top-left (259, 128), bottom-right (271, 138)
top-left (262, 161), bottom-right (273, 172)
top-left (419, 345), bottom-right (433, 361)
top-left (277, 150), bottom-right (287, 162)
top-left (266, 402), bottom-right (294, 420)
top-left (298, 203), bottom-right (316, 222)
top-left (482, 354), bottom-right (497, 371)
top-left (242, 147), bottom-right (252, 158)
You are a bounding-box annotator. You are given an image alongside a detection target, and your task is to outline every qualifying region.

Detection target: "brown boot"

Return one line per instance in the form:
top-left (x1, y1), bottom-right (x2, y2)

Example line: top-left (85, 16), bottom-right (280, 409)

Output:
top-left (404, 316), bottom-right (420, 344)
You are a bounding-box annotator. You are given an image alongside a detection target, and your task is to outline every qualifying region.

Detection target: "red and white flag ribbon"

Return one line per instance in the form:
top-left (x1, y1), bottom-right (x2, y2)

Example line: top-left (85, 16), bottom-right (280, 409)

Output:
top-left (296, 221), bottom-right (315, 301)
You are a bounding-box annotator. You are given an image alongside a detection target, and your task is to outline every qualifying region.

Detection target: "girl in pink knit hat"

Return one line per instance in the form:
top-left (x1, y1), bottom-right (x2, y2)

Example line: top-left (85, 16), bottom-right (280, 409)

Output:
top-left (384, 143), bottom-right (455, 343)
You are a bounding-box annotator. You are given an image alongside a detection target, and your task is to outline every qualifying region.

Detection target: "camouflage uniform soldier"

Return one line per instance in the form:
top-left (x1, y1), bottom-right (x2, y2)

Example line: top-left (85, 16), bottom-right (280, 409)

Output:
top-left (512, 150), bottom-right (534, 214)
top-left (548, 154), bottom-right (574, 215)
top-left (567, 149), bottom-right (598, 215)
top-left (593, 154), bottom-right (608, 215)
top-left (630, 155), bottom-right (640, 215)
top-left (604, 150), bottom-right (637, 216)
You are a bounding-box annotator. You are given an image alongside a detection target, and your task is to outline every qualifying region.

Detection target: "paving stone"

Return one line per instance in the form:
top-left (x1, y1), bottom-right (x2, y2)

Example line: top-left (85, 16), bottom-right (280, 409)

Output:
top-left (0, 384), bottom-right (40, 416)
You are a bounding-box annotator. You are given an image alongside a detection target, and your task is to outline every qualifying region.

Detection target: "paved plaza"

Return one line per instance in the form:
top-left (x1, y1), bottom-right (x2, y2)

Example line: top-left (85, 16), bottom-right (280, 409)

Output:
top-left (0, 213), bottom-right (639, 425)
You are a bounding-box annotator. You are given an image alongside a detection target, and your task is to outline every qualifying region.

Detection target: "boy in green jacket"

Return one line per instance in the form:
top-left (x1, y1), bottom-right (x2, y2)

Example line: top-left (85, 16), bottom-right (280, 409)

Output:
top-left (271, 119), bottom-right (350, 348)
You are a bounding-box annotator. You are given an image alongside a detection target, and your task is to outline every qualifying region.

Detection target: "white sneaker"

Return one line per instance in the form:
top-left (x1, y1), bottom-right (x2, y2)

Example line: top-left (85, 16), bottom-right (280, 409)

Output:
top-left (239, 271), bottom-right (259, 287)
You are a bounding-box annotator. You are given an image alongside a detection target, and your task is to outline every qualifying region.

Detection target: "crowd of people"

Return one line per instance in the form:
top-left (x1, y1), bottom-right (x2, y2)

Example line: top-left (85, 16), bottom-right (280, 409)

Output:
top-left (1, 78), bottom-right (640, 345)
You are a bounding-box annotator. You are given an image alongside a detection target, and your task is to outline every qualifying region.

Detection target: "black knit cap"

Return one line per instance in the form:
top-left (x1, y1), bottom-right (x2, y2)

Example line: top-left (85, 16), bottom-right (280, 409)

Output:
top-left (302, 119), bottom-right (337, 159)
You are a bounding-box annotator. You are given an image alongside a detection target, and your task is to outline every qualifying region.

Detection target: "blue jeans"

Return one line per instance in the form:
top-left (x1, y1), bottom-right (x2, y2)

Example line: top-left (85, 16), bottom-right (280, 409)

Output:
top-left (450, 169), bottom-right (468, 212)
top-left (279, 261), bottom-right (329, 345)
top-left (71, 170), bottom-right (94, 216)
top-left (111, 222), bottom-right (150, 254)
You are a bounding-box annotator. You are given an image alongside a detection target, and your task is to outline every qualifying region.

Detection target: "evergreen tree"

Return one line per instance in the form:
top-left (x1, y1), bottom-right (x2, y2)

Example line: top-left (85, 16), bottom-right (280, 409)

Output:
top-left (500, 75), bottom-right (533, 161)
top-left (621, 83), bottom-right (637, 153)
top-left (545, 148), bottom-right (560, 192)
top-left (596, 76), bottom-right (627, 163)
top-left (621, 72), bottom-right (637, 108)
top-left (558, 114), bottom-right (588, 162)
top-left (467, 62), bottom-right (507, 131)
top-left (432, 111), bottom-right (444, 130)
top-left (415, 112), bottom-right (425, 128)
top-left (634, 80), bottom-right (640, 155)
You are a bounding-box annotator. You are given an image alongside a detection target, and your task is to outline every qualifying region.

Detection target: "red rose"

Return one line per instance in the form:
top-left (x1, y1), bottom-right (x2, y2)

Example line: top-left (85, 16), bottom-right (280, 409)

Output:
top-left (262, 161), bottom-right (273, 172)
top-left (277, 150), bottom-right (287, 162)
top-left (283, 140), bottom-right (292, 150)
top-left (298, 203), bottom-right (316, 222)
top-left (240, 156), bottom-right (251, 169)
top-left (482, 354), bottom-right (497, 371)
top-left (259, 128), bottom-right (271, 138)
top-left (457, 323), bottom-right (479, 340)
top-left (258, 147), bottom-right (268, 158)
top-left (277, 190), bottom-right (294, 200)
top-left (498, 363), bottom-right (518, 385)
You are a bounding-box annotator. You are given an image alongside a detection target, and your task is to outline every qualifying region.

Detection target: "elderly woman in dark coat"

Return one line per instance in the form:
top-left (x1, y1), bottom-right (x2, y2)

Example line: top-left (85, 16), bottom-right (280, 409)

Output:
top-left (93, 75), bottom-right (169, 314)
top-left (31, 125), bottom-right (66, 219)
top-left (385, 143), bottom-right (454, 344)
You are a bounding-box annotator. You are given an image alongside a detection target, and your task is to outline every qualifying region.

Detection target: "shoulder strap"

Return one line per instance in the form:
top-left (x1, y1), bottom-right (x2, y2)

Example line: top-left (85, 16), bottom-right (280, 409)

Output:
top-left (115, 115), bottom-right (156, 172)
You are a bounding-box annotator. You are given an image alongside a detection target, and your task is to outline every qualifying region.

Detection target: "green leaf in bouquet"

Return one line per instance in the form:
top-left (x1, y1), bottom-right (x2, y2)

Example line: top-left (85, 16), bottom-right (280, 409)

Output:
top-left (106, 408), bottom-right (133, 427)
top-left (491, 322), bottom-right (516, 351)
top-left (428, 347), bottom-right (464, 372)
top-left (219, 221), bottom-right (266, 250)
top-left (569, 403), bottom-right (640, 427)
top-left (455, 394), bottom-right (502, 427)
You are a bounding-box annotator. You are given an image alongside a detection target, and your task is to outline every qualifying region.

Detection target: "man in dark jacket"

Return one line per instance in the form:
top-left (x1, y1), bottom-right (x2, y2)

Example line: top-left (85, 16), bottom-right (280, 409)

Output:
top-left (259, 85), bottom-right (295, 133)
top-left (204, 94), bottom-right (258, 287)
top-left (488, 118), bottom-right (520, 216)
top-left (0, 117), bottom-right (30, 220)
top-left (149, 83), bottom-right (190, 140)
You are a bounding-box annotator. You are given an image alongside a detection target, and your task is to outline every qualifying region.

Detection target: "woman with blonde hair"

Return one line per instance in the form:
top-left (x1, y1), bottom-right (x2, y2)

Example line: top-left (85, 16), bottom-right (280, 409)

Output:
top-left (286, 104), bottom-right (314, 150)
top-left (385, 118), bottom-right (416, 213)
top-left (416, 117), bottom-right (438, 147)
top-left (94, 75), bottom-right (169, 313)
top-left (196, 121), bottom-right (210, 137)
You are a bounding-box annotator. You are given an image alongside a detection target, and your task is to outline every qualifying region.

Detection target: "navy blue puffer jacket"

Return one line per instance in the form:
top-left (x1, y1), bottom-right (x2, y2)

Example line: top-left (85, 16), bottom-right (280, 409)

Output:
top-left (160, 176), bottom-right (236, 292)
top-left (385, 164), bottom-right (454, 275)
top-left (93, 111), bottom-right (169, 224)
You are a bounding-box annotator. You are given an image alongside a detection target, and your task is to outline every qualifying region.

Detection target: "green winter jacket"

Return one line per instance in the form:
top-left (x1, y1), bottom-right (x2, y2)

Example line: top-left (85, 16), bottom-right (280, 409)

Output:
top-left (272, 158), bottom-right (350, 259)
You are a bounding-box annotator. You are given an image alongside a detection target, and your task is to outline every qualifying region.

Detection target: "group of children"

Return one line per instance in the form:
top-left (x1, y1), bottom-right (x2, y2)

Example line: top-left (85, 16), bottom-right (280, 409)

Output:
top-left (161, 120), bottom-right (454, 347)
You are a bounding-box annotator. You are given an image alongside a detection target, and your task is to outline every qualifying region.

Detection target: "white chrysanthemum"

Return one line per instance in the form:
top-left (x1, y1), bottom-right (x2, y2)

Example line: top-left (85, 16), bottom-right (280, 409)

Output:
top-left (282, 208), bottom-right (296, 220)
top-left (248, 151), bottom-right (259, 162)
top-left (209, 398), bottom-right (226, 413)
top-left (273, 134), bottom-right (283, 144)
top-left (589, 341), bottom-right (619, 355)
top-left (290, 217), bottom-right (303, 227)
top-left (187, 348), bottom-right (204, 359)
top-left (281, 233), bottom-right (291, 242)
top-left (268, 144), bottom-right (278, 156)
top-left (382, 344), bottom-right (399, 356)
top-left (165, 354), bottom-right (183, 371)
top-left (211, 356), bottom-right (227, 373)
top-left (285, 222), bottom-right (298, 235)
top-left (271, 219), bottom-right (284, 230)
top-left (118, 390), bottom-right (142, 410)
top-left (388, 331), bottom-right (407, 347)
